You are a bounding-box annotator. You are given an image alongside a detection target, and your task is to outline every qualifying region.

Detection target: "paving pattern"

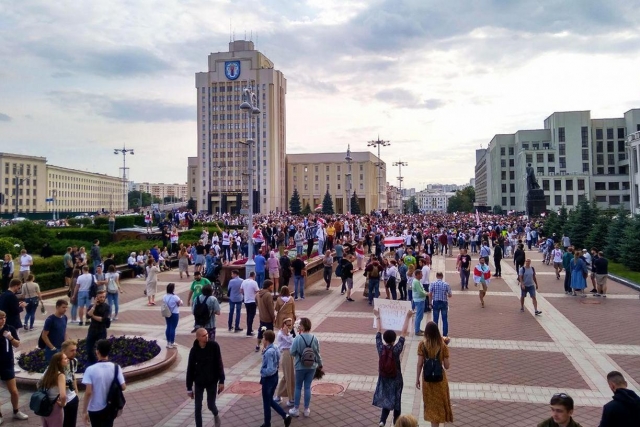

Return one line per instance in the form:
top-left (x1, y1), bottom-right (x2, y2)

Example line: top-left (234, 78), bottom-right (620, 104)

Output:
top-left (1, 247), bottom-right (639, 427)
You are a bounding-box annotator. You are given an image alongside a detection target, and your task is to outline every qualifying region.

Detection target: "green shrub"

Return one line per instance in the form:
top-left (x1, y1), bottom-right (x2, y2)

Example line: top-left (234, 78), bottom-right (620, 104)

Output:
top-left (32, 256), bottom-right (65, 275)
top-left (48, 239), bottom-right (94, 256)
top-left (67, 218), bottom-right (92, 227)
top-left (0, 237), bottom-right (25, 258)
top-left (0, 222), bottom-right (53, 252)
top-left (93, 216), bottom-right (109, 227)
top-left (115, 216), bottom-right (135, 229)
top-left (34, 271), bottom-right (66, 291)
top-left (53, 228), bottom-right (112, 244)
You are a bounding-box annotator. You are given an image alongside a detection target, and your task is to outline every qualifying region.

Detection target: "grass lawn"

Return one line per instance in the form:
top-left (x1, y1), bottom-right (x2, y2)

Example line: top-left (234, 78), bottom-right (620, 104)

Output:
top-left (608, 261), bottom-right (640, 284)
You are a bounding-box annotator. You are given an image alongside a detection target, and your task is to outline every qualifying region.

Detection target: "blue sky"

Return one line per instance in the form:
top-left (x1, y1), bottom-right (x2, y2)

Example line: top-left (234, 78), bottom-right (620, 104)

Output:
top-left (1, 0), bottom-right (640, 189)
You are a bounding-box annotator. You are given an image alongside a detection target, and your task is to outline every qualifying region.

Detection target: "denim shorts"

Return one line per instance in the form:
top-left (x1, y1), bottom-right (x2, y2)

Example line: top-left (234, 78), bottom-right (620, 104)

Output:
top-left (521, 286), bottom-right (536, 298)
top-left (78, 290), bottom-right (91, 308)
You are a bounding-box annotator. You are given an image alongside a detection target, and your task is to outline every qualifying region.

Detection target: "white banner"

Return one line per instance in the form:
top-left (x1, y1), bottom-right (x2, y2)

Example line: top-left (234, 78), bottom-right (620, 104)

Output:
top-left (373, 298), bottom-right (412, 331)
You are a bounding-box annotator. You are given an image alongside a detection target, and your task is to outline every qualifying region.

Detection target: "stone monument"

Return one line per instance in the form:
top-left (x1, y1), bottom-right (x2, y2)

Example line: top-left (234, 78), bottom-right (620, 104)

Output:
top-left (525, 163), bottom-right (546, 216)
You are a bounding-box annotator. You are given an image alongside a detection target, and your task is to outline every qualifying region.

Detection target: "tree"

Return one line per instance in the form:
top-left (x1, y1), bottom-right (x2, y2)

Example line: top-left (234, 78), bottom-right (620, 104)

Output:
top-left (350, 191), bottom-right (361, 214)
top-left (543, 211), bottom-right (559, 237)
top-left (557, 206), bottom-right (568, 236)
top-left (446, 186), bottom-right (475, 213)
top-left (302, 203), bottom-right (311, 215)
top-left (585, 213), bottom-right (610, 253)
top-left (322, 190), bottom-right (334, 214)
top-left (492, 205), bottom-right (503, 214)
top-left (563, 199), bottom-right (592, 249)
top-left (186, 198), bottom-right (197, 212)
top-left (404, 196), bottom-right (419, 214)
top-left (604, 205), bottom-right (629, 262)
top-left (289, 189), bottom-right (302, 215)
top-left (620, 215), bottom-right (640, 271)
top-left (128, 191), bottom-right (160, 209)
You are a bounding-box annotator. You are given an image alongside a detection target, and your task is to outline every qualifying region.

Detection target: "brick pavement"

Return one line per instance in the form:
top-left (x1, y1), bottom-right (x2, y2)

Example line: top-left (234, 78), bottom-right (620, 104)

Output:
top-left (1, 251), bottom-right (639, 427)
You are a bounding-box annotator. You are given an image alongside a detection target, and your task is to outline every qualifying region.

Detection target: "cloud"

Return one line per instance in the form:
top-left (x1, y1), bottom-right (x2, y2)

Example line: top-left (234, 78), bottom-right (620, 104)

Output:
top-left (0, 113), bottom-right (11, 122)
top-left (374, 89), bottom-right (447, 110)
top-left (289, 75), bottom-right (338, 94)
top-left (48, 91), bottom-right (193, 123)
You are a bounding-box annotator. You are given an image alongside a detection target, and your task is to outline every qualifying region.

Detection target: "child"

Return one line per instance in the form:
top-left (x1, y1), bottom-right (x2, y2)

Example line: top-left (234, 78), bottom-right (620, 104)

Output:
top-left (260, 329), bottom-right (292, 427)
top-left (372, 308), bottom-right (412, 427)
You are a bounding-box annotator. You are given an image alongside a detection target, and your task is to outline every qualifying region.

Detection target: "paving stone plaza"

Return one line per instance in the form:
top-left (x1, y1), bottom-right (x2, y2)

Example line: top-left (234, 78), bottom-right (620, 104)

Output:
top-left (2, 251), bottom-right (639, 427)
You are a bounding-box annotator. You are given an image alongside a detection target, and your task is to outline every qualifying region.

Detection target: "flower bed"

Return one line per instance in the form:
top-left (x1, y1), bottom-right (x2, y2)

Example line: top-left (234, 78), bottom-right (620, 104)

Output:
top-left (18, 335), bottom-right (160, 374)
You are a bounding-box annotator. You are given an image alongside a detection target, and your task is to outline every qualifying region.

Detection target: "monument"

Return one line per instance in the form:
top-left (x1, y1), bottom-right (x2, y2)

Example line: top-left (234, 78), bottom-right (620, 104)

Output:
top-left (525, 163), bottom-right (546, 216)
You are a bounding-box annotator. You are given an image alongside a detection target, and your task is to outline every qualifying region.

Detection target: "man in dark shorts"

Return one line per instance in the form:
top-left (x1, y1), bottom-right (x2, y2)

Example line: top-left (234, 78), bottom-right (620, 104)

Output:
top-left (256, 280), bottom-right (276, 353)
top-left (0, 310), bottom-right (29, 423)
top-left (64, 246), bottom-right (74, 287)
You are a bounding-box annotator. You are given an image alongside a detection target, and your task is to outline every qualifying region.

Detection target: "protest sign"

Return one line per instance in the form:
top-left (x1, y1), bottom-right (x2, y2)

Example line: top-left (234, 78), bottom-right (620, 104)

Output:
top-left (373, 298), bottom-right (412, 331)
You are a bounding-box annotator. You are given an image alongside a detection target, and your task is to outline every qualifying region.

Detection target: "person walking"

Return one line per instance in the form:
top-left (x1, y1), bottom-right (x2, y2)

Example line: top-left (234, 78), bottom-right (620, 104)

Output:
top-left (274, 318), bottom-right (296, 409)
top-left (163, 283), bottom-right (183, 348)
top-left (552, 244), bottom-right (564, 280)
top-left (105, 265), bottom-right (122, 321)
top-left (519, 259), bottom-right (542, 315)
top-left (416, 321), bottom-right (453, 427)
top-left (291, 254), bottom-right (306, 300)
top-left (73, 266), bottom-right (92, 326)
top-left (429, 272), bottom-right (452, 339)
top-left (456, 248), bottom-right (471, 290)
top-left (593, 251), bottom-right (609, 298)
top-left (267, 251), bottom-right (280, 294)
top-left (598, 371), bottom-right (640, 426)
top-left (145, 259), bottom-right (160, 306)
top-left (260, 329), bottom-right (293, 427)
top-left (397, 258), bottom-right (408, 300)
top-left (257, 280), bottom-right (276, 352)
top-left (372, 308), bottom-right (412, 427)
top-left (227, 270), bottom-right (244, 332)
top-left (186, 328), bottom-right (225, 427)
top-left (241, 272), bottom-right (260, 337)
top-left (85, 291), bottom-right (111, 367)
top-left (20, 274), bottom-right (43, 331)
top-left (570, 252), bottom-right (588, 297)
top-left (322, 250), bottom-right (333, 290)
top-left (38, 352), bottom-right (68, 427)
top-left (493, 244), bottom-right (503, 277)
top-left (562, 247), bottom-right (574, 294)
top-left (2, 254), bottom-right (14, 293)
top-left (192, 284), bottom-right (221, 341)
top-left (61, 339), bottom-right (80, 427)
top-left (289, 318), bottom-right (322, 418)
top-left (365, 259), bottom-right (382, 306)
top-left (41, 299), bottom-right (69, 362)
top-left (473, 257), bottom-right (491, 308)
top-left (81, 339), bottom-right (126, 427)
top-left (178, 247), bottom-right (190, 279)
top-left (0, 309), bottom-right (29, 424)
top-left (412, 270), bottom-right (427, 336)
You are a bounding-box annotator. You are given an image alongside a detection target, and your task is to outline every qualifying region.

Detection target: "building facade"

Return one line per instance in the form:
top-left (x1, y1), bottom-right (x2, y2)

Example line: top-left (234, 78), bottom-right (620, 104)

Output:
top-left (475, 109), bottom-right (640, 212)
top-left (626, 129), bottom-right (640, 214)
top-left (416, 190), bottom-right (454, 213)
top-left (131, 182), bottom-right (188, 202)
top-left (286, 152), bottom-right (386, 214)
top-left (386, 184), bottom-right (402, 213)
top-left (194, 40), bottom-right (287, 214)
top-left (0, 152), bottom-right (126, 215)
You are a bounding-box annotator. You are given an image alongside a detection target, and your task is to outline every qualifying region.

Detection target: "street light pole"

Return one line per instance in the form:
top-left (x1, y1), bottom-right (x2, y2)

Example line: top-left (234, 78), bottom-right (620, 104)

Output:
top-left (13, 165), bottom-right (27, 218)
top-left (240, 86), bottom-right (261, 277)
top-left (367, 136), bottom-right (390, 211)
top-left (345, 145), bottom-right (352, 214)
top-left (114, 145), bottom-right (134, 212)
top-left (212, 162), bottom-right (222, 215)
top-left (393, 160), bottom-right (408, 213)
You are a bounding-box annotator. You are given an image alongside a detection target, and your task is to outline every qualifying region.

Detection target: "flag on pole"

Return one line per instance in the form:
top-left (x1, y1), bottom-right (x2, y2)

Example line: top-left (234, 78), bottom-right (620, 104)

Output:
top-left (475, 209), bottom-right (481, 226)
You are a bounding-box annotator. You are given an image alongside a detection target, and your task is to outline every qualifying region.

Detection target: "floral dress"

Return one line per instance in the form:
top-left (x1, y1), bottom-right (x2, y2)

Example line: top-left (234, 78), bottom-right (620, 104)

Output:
top-left (418, 341), bottom-right (453, 423)
top-left (372, 332), bottom-right (405, 411)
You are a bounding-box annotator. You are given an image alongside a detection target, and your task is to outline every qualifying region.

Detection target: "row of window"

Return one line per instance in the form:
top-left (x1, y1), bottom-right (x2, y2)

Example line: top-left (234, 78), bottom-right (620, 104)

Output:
top-left (294, 164), bottom-right (365, 173)
top-left (4, 177), bottom-right (37, 186)
top-left (293, 173), bottom-right (362, 182)
top-left (294, 183), bottom-right (364, 192)
top-left (4, 163), bottom-right (38, 176)
top-left (3, 188), bottom-right (37, 196)
top-left (594, 181), bottom-right (630, 191)
top-left (541, 179), bottom-right (586, 191)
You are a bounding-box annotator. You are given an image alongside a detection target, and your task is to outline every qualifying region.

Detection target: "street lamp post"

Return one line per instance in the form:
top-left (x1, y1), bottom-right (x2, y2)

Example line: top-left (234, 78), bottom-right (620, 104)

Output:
top-left (12, 166), bottom-right (28, 218)
top-left (393, 160), bottom-right (408, 213)
top-left (212, 162), bottom-right (223, 215)
top-left (52, 189), bottom-right (58, 220)
top-left (240, 86), bottom-right (261, 277)
top-left (367, 136), bottom-right (390, 211)
top-left (345, 145), bottom-right (352, 214)
top-left (114, 145), bottom-right (134, 212)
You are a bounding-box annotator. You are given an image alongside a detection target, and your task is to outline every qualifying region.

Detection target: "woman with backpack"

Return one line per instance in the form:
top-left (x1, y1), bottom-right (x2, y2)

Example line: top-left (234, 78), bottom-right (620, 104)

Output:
top-left (162, 283), bottom-right (183, 348)
top-left (37, 352), bottom-right (68, 426)
top-left (105, 265), bottom-right (122, 321)
top-left (288, 317), bottom-right (322, 418)
top-left (416, 321), bottom-right (453, 426)
top-left (372, 308), bottom-right (412, 427)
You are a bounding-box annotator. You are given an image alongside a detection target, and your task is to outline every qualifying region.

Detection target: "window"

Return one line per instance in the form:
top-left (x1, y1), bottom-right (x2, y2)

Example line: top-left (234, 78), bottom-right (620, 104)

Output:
top-left (509, 159), bottom-right (514, 167)
top-left (597, 141), bottom-right (603, 153)
top-left (607, 128), bottom-right (614, 140)
top-left (508, 147), bottom-right (514, 155)
top-left (608, 154), bottom-right (615, 165)
top-left (501, 159), bottom-right (506, 167)
top-left (315, 166), bottom-right (318, 172)
top-left (537, 153), bottom-right (544, 163)
top-left (533, 142), bottom-right (539, 150)
top-left (608, 167), bottom-right (616, 174)
top-left (566, 194), bottom-right (574, 206)
top-left (581, 127), bottom-right (588, 147)
top-left (548, 166), bottom-right (555, 173)
top-left (566, 180), bottom-right (573, 191)
top-left (558, 127), bottom-right (565, 142)
top-left (578, 179), bottom-right (585, 190)
top-left (582, 149), bottom-right (589, 161)
top-left (526, 154), bottom-right (532, 163)
top-left (315, 176), bottom-right (318, 181)
top-left (509, 171), bottom-right (515, 180)
top-left (509, 196), bottom-right (515, 205)
top-left (543, 180), bottom-right (550, 191)
top-left (555, 195), bottom-right (562, 205)
top-left (597, 167), bottom-right (604, 175)
top-left (609, 182), bottom-right (620, 190)
top-left (596, 128), bottom-right (603, 140)
top-left (326, 175), bottom-right (329, 181)
top-left (545, 195), bottom-right (551, 205)
top-left (623, 195), bottom-right (630, 202)
top-left (618, 128), bottom-right (626, 139)
top-left (596, 154), bottom-right (604, 165)
top-left (559, 144), bottom-right (566, 156)
top-left (337, 184), bottom-right (341, 190)
top-left (522, 143), bottom-right (529, 150)
top-left (618, 141), bottom-right (625, 152)
top-left (315, 184), bottom-right (319, 191)
top-left (537, 167), bottom-right (545, 174)
top-left (509, 184), bottom-right (515, 192)
top-left (609, 195), bottom-right (620, 205)
top-left (554, 180), bottom-right (562, 191)
top-left (595, 182), bottom-right (606, 190)
top-left (359, 174), bottom-right (363, 180)
top-left (501, 184), bottom-right (507, 192)
top-left (500, 147), bottom-right (505, 156)
top-left (559, 157), bottom-right (566, 169)
top-left (501, 171), bottom-right (506, 180)
top-left (325, 165), bottom-right (330, 172)
top-left (548, 154), bottom-right (555, 163)
top-left (326, 184), bottom-right (330, 190)
top-left (337, 175), bottom-right (341, 181)
top-left (607, 141), bottom-right (614, 152)
top-left (502, 197), bottom-right (507, 206)
top-left (359, 164), bottom-right (363, 171)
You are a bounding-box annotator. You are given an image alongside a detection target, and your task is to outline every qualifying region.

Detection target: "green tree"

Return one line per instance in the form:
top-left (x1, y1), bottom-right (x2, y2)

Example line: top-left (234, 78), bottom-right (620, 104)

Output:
top-left (350, 192), bottom-right (361, 215)
top-left (620, 215), bottom-right (640, 271)
top-left (128, 191), bottom-right (161, 208)
top-left (186, 198), bottom-right (197, 212)
top-left (557, 206), bottom-right (568, 236)
top-left (289, 189), bottom-right (302, 215)
top-left (564, 199), bottom-right (592, 249)
top-left (302, 203), bottom-right (311, 215)
top-left (604, 205), bottom-right (629, 262)
top-left (322, 190), bottom-right (334, 214)
top-left (492, 205), bottom-right (503, 214)
top-left (446, 186), bottom-right (475, 213)
top-left (404, 196), bottom-right (419, 214)
top-left (585, 213), bottom-right (610, 253)
top-left (543, 211), bottom-right (559, 237)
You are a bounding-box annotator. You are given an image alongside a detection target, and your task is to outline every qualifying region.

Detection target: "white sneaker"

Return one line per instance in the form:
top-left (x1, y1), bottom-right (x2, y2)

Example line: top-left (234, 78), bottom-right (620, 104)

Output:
top-left (288, 408), bottom-right (300, 417)
top-left (13, 411), bottom-right (29, 420)
top-left (303, 408), bottom-right (310, 417)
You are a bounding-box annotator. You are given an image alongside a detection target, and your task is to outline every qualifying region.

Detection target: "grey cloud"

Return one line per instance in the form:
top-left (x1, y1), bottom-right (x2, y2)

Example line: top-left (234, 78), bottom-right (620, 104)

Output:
top-left (0, 113), bottom-right (11, 122)
top-left (48, 91), bottom-right (193, 123)
top-left (289, 75), bottom-right (338, 94)
top-left (375, 89), bottom-right (447, 110)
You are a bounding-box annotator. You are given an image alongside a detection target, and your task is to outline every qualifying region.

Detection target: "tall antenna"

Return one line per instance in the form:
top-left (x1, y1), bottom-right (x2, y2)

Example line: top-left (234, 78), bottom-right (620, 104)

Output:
top-left (244, 30), bottom-right (247, 39)
top-left (250, 30), bottom-right (253, 41)
top-left (229, 20), bottom-right (232, 43)
top-left (256, 31), bottom-right (258, 49)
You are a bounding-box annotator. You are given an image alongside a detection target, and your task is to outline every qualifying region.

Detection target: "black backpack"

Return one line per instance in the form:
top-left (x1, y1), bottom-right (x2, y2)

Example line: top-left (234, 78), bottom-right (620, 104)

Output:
top-left (300, 335), bottom-right (316, 368)
top-left (422, 343), bottom-right (443, 383)
top-left (378, 345), bottom-right (397, 378)
top-left (193, 296), bottom-right (211, 326)
top-left (106, 364), bottom-right (126, 418)
top-left (29, 388), bottom-right (58, 417)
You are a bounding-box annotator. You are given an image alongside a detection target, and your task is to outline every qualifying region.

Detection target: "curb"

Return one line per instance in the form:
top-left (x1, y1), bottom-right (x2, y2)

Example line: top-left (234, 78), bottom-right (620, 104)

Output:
top-left (608, 273), bottom-right (640, 293)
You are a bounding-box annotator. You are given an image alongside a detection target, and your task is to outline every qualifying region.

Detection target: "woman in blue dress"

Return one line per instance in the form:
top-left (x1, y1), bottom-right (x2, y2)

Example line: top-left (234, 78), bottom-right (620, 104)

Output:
top-left (570, 251), bottom-right (588, 297)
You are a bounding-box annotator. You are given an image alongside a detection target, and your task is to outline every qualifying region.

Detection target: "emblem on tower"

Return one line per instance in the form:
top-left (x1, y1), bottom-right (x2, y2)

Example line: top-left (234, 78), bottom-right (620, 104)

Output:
top-left (224, 61), bottom-right (241, 80)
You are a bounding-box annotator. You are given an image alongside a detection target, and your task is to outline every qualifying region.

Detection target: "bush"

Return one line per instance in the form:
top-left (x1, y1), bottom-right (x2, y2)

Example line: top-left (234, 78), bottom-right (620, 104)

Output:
top-left (115, 216), bottom-right (135, 230)
top-left (31, 256), bottom-right (65, 275)
top-left (0, 237), bottom-right (25, 258)
top-left (48, 239), bottom-right (93, 256)
top-left (67, 218), bottom-right (92, 227)
top-left (33, 271), bottom-right (66, 291)
top-left (0, 222), bottom-right (53, 252)
top-left (18, 335), bottom-right (160, 374)
top-left (93, 216), bottom-right (109, 227)
top-left (53, 228), bottom-right (112, 245)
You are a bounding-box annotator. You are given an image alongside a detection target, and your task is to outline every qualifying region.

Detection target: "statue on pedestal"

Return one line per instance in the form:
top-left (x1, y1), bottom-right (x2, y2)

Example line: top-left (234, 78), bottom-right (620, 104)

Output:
top-left (526, 163), bottom-right (540, 191)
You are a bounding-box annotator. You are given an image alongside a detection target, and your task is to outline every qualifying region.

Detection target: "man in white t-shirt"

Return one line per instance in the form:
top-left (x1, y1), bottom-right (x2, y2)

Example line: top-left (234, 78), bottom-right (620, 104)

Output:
top-left (74, 266), bottom-right (93, 326)
top-left (82, 339), bottom-right (126, 427)
top-left (240, 272), bottom-right (259, 337)
top-left (551, 244), bottom-right (564, 280)
top-left (19, 249), bottom-right (33, 283)
top-left (420, 260), bottom-right (432, 312)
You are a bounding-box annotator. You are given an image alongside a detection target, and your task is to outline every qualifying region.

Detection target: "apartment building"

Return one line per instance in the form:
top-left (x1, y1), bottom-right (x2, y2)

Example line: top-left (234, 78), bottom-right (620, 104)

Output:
top-left (131, 182), bottom-right (188, 202)
top-left (416, 190), bottom-right (455, 213)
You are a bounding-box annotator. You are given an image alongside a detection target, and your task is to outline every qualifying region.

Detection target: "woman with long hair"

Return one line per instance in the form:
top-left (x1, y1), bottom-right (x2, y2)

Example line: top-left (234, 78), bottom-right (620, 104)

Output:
top-left (162, 283), bottom-right (183, 348)
top-left (38, 352), bottom-right (68, 426)
top-left (416, 321), bottom-right (453, 426)
top-left (145, 259), bottom-right (160, 306)
top-left (178, 247), bottom-right (190, 279)
top-left (105, 265), bottom-right (123, 321)
top-left (289, 317), bottom-right (322, 418)
top-left (274, 286), bottom-right (296, 329)
top-left (21, 274), bottom-right (43, 331)
top-left (570, 251), bottom-right (588, 297)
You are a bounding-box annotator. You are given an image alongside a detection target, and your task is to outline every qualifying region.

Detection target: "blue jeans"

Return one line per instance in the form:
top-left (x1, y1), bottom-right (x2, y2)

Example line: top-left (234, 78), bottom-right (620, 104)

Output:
top-left (71, 304), bottom-right (78, 322)
top-left (165, 312), bottom-right (179, 344)
top-left (414, 300), bottom-right (425, 334)
top-left (432, 300), bottom-right (449, 336)
top-left (296, 245), bottom-right (303, 256)
top-left (228, 301), bottom-right (242, 330)
top-left (460, 269), bottom-right (470, 289)
top-left (256, 272), bottom-right (265, 289)
top-left (261, 373), bottom-right (287, 425)
top-left (24, 297), bottom-right (38, 329)
top-left (368, 278), bottom-right (380, 304)
top-left (44, 347), bottom-right (58, 362)
top-left (107, 293), bottom-right (119, 316)
top-left (294, 368), bottom-right (315, 409)
top-left (294, 275), bottom-right (305, 298)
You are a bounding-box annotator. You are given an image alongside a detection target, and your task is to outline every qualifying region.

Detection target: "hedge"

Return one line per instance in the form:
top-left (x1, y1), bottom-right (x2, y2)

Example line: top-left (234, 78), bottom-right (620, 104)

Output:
top-left (32, 256), bottom-right (65, 275)
top-left (35, 271), bottom-right (66, 292)
top-left (53, 228), bottom-right (112, 244)
top-left (0, 237), bottom-right (25, 258)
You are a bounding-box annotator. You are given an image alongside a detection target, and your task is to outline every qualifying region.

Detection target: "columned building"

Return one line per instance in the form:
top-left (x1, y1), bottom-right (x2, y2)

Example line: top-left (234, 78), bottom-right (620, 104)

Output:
top-left (194, 40), bottom-right (287, 214)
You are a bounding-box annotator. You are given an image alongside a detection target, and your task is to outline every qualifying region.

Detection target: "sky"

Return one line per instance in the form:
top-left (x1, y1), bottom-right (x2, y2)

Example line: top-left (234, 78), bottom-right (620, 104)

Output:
top-left (2, 0), bottom-right (640, 191)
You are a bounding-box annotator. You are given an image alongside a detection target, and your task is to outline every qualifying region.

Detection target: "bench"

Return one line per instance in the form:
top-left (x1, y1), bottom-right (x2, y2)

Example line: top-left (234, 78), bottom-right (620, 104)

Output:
top-left (116, 264), bottom-right (136, 280)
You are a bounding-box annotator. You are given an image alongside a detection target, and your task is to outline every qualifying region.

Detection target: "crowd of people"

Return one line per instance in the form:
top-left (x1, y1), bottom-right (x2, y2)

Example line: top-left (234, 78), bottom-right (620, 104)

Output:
top-left (1, 210), bottom-right (639, 426)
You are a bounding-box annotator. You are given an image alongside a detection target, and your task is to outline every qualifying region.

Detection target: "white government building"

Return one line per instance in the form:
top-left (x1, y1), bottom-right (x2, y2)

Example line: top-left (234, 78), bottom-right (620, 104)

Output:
top-left (475, 109), bottom-right (640, 212)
